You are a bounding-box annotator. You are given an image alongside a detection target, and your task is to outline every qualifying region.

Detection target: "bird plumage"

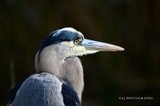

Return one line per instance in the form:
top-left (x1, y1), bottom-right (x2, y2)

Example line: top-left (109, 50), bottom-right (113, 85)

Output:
top-left (9, 73), bottom-right (81, 106)
top-left (8, 27), bottom-right (124, 106)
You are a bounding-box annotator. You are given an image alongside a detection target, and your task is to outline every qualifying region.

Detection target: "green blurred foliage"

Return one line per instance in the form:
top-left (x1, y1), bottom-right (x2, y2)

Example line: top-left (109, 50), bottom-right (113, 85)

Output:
top-left (0, 0), bottom-right (160, 106)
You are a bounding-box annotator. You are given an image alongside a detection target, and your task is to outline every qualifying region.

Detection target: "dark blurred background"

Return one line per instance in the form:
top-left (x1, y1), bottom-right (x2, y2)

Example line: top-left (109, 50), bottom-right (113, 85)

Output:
top-left (0, 0), bottom-right (160, 106)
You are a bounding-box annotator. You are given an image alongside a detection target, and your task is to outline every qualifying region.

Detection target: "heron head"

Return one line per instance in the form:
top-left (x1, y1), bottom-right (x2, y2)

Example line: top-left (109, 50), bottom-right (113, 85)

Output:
top-left (37, 27), bottom-right (124, 60)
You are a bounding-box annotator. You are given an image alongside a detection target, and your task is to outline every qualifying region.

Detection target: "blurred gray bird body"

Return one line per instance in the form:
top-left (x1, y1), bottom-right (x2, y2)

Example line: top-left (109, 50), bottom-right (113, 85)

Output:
top-left (10, 73), bottom-right (65, 106)
top-left (8, 27), bottom-right (124, 106)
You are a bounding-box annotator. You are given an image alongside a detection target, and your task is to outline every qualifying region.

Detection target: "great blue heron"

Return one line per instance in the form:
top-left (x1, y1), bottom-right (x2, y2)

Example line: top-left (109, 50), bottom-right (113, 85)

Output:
top-left (8, 27), bottom-right (124, 106)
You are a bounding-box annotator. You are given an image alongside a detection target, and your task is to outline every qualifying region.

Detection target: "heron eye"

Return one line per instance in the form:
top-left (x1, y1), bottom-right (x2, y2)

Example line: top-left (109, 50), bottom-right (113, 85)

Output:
top-left (74, 40), bottom-right (79, 45)
top-left (74, 39), bottom-right (82, 45)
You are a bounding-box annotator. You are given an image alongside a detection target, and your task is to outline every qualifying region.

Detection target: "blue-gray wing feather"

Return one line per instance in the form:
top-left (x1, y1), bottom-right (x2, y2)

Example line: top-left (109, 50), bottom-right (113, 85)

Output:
top-left (8, 73), bottom-right (64, 106)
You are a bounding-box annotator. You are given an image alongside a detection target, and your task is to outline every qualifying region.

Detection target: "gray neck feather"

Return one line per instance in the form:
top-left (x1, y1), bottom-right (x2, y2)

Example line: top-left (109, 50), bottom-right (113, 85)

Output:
top-left (35, 44), bottom-right (84, 100)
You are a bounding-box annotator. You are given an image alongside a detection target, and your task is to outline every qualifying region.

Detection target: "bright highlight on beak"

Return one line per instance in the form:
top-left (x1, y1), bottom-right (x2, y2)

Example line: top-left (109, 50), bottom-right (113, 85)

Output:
top-left (81, 39), bottom-right (124, 52)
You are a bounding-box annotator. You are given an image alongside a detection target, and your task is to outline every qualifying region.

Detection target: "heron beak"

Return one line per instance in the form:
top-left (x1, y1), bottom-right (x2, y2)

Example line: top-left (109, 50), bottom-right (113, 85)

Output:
top-left (81, 39), bottom-right (124, 52)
